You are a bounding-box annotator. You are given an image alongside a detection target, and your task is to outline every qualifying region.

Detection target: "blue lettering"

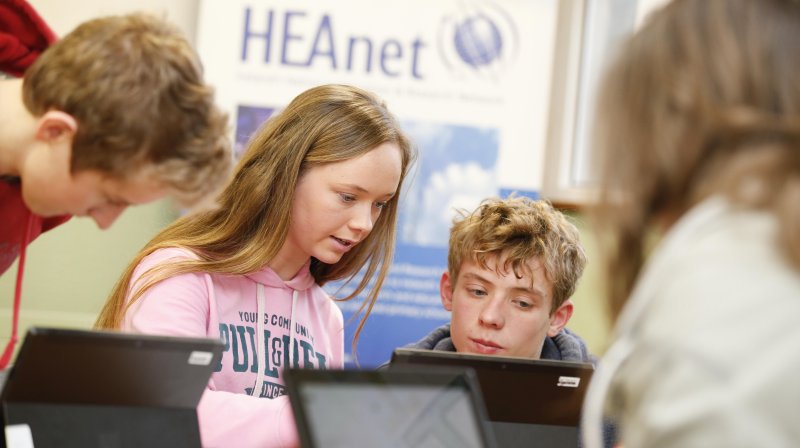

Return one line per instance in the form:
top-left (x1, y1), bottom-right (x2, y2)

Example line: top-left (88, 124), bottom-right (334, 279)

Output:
top-left (281, 10), bottom-right (307, 66)
top-left (230, 324), bottom-right (249, 372)
top-left (300, 340), bottom-right (315, 367)
top-left (295, 323), bottom-right (309, 338)
top-left (282, 335), bottom-right (292, 369)
top-left (380, 39), bottom-right (403, 77)
top-left (241, 8), bottom-right (274, 62)
top-left (216, 324), bottom-right (229, 372)
top-left (292, 338), bottom-right (300, 368)
top-left (238, 311), bottom-right (258, 323)
top-left (218, 321), bottom-right (327, 373)
top-left (306, 15), bottom-right (336, 68)
top-left (259, 381), bottom-right (286, 399)
top-left (272, 335), bottom-right (283, 368)
top-left (410, 38), bottom-right (425, 79)
top-left (263, 329), bottom-right (279, 378)
top-left (316, 351), bottom-right (327, 369)
top-left (246, 326), bottom-right (258, 373)
top-left (347, 36), bottom-right (373, 73)
top-left (242, 8), bottom-right (427, 79)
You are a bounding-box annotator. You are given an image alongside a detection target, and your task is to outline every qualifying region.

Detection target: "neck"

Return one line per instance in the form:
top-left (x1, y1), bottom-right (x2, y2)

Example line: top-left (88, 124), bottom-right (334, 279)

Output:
top-left (268, 243), bottom-right (308, 281)
top-left (0, 79), bottom-right (39, 176)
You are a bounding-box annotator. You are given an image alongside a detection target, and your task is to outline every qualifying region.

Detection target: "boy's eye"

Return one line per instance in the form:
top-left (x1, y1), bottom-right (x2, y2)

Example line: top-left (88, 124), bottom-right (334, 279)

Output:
top-left (512, 298), bottom-right (533, 309)
top-left (468, 288), bottom-right (487, 297)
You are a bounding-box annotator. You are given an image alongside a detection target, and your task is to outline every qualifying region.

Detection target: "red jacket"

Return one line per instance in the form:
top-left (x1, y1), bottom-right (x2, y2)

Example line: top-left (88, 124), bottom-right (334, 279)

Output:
top-left (0, 0), bottom-right (56, 76)
top-left (0, 1), bottom-right (68, 276)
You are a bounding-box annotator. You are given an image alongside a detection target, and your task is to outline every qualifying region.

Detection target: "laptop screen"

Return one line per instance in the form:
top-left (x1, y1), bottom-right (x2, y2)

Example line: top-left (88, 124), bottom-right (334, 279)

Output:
top-left (285, 367), bottom-right (497, 448)
top-left (390, 348), bottom-right (595, 448)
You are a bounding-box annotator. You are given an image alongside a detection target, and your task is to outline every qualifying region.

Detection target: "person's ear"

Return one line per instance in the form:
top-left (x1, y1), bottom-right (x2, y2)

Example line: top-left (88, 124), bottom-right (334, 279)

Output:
top-left (440, 271), bottom-right (454, 311)
top-left (35, 111), bottom-right (78, 143)
top-left (547, 299), bottom-right (574, 337)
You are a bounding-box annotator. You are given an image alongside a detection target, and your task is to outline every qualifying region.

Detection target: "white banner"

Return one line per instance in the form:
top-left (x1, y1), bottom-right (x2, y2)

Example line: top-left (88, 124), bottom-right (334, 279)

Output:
top-left (198, 0), bottom-right (559, 365)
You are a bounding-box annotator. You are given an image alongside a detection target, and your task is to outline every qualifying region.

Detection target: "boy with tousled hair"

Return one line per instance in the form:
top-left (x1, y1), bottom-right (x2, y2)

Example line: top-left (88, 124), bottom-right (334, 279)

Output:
top-left (406, 195), bottom-right (593, 363)
top-left (0, 10), bottom-right (231, 274)
top-left (401, 196), bottom-right (618, 447)
top-left (0, 4), bottom-right (231, 368)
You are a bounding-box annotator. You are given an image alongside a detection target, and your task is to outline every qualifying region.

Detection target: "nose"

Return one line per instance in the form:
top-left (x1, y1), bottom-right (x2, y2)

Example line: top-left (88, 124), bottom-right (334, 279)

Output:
top-left (478, 296), bottom-right (504, 329)
top-left (88, 205), bottom-right (127, 230)
top-left (348, 202), bottom-right (376, 235)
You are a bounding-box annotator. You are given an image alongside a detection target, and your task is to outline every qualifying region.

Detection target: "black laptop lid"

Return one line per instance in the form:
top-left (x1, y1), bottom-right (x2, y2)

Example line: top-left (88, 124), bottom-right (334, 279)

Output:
top-left (285, 366), bottom-right (498, 448)
top-left (390, 348), bottom-right (594, 427)
top-left (0, 327), bottom-right (224, 448)
top-left (1, 327), bottom-right (223, 408)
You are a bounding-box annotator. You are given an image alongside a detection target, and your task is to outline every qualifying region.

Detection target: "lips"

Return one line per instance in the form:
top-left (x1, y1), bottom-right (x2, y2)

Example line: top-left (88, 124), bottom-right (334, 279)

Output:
top-left (331, 236), bottom-right (354, 248)
top-left (470, 338), bottom-right (503, 354)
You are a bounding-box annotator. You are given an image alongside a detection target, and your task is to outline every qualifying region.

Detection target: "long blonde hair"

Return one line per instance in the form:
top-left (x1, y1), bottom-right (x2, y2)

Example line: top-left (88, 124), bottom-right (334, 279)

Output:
top-left (591, 0), bottom-right (800, 320)
top-left (96, 84), bottom-right (416, 350)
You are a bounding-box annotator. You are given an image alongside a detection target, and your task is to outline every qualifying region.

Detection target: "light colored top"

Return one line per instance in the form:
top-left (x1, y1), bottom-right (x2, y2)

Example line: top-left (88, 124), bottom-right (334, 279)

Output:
top-left (583, 197), bottom-right (800, 448)
top-left (123, 247), bottom-right (345, 448)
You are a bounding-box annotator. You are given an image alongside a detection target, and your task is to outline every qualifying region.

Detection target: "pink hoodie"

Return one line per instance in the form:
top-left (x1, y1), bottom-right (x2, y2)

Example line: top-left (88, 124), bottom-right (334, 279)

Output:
top-left (122, 247), bottom-right (345, 448)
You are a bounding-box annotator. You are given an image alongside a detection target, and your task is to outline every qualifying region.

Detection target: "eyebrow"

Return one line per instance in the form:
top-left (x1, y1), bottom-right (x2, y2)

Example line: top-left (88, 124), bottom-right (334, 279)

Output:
top-left (460, 271), bottom-right (547, 298)
top-left (337, 183), bottom-right (396, 199)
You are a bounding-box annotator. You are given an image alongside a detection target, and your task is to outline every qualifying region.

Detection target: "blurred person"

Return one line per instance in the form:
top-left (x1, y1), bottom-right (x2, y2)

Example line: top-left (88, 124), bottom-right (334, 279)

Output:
top-left (582, 1), bottom-right (800, 447)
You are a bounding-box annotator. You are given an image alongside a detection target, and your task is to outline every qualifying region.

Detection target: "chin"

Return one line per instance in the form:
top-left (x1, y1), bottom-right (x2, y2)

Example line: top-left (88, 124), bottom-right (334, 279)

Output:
top-left (314, 253), bottom-right (345, 265)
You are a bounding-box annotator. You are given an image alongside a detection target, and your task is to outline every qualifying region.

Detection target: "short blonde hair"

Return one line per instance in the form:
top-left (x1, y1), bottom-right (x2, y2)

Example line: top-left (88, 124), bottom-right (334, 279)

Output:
top-left (448, 196), bottom-right (587, 312)
top-left (22, 13), bottom-right (231, 206)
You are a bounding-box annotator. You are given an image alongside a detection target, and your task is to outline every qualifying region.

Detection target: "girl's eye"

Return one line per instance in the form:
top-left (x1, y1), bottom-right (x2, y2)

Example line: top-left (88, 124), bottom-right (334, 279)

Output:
top-left (374, 201), bottom-right (389, 210)
top-left (339, 193), bottom-right (356, 202)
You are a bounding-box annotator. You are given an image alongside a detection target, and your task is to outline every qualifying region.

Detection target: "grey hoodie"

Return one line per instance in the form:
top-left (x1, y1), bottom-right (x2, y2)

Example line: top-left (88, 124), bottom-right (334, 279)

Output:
top-left (406, 323), bottom-right (596, 364)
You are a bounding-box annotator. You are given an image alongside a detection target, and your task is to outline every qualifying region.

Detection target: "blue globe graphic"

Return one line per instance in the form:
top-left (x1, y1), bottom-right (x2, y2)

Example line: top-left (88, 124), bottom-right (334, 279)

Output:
top-left (453, 15), bottom-right (503, 68)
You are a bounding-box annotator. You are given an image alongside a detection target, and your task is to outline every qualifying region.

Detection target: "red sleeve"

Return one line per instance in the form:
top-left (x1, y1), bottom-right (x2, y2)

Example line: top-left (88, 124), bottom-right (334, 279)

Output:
top-left (0, 0), bottom-right (58, 76)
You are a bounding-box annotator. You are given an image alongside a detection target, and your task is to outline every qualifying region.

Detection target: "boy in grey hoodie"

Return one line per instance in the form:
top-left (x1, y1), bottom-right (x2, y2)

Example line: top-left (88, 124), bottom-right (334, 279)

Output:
top-left (404, 195), bottom-right (593, 364)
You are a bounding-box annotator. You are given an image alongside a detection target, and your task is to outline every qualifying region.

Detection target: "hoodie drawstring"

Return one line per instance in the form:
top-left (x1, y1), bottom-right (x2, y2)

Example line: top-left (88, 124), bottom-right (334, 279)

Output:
top-left (289, 290), bottom-right (298, 369)
top-left (251, 284), bottom-right (300, 397)
top-left (0, 212), bottom-right (35, 370)
top-left (252, 284), bottom-right (267, 397)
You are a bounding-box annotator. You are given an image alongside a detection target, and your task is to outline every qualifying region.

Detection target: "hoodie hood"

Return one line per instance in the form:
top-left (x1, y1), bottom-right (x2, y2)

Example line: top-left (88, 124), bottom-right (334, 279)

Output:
top-left (409, 323), bottom-right (595, 364)
top-left (0, 0), bottom-right (57, 77)
top-left (540, 326), bottom-right (595, 364)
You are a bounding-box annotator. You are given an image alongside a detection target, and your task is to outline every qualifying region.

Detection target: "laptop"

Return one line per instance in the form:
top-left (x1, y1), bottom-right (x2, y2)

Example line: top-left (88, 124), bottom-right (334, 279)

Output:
top-left (0, 327), bottom-right (224, 448)
top-left (390, 348), bottom-right (595, 447)
top-left (285, 366), bottom-right (498, 448)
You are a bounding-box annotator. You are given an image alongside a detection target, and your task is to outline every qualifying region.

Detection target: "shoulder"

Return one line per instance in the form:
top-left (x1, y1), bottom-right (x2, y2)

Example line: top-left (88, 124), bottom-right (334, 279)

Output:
top-left (633, 201), bottom-right (800, 347)
top-left (131, 247), bottom-right (207, 288)
top-left (138, 247), bottom-right (200, 269)
top-left (543, 327), bottom-right (594, 363)
top-left (308, 285), bottom-right (344, 324)
top-left (407, 323), bottom-right (452, 351)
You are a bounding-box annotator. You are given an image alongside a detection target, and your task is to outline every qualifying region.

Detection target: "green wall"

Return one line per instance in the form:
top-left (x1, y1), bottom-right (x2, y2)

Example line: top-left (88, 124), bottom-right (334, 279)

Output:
top-left (0, 201), bottom-right (177, 343)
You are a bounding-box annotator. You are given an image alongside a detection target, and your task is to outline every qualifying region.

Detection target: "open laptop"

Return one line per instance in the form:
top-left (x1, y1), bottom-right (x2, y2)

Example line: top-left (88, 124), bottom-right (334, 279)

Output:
top-left (391, 348), bottom-right (594, 447)
top-left (0, 327), bottom-right (223, 448)
top-left (285, 366), bottom-right (498, 448)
